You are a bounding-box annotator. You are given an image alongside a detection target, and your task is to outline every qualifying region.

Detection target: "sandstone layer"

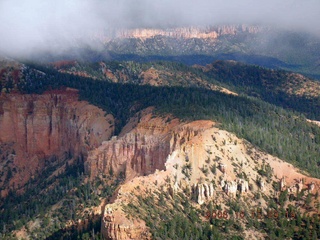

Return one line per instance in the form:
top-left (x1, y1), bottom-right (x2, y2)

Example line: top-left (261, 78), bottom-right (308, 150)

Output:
top-left (0, 89), bottom-right (114, 196)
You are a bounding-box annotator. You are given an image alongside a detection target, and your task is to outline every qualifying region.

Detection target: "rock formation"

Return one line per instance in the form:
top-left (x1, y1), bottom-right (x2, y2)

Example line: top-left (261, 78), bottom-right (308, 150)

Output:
top-left (280, 176), bottom-right (286, 191)
top-left (260, 179), bottom-right (265, 192)
top-left (101, 206), bottom-right (150, 240)
top-left (86, 112), bottom-right (204, 181)
top-left (97, 116), bottom-right (320, 240)
top-left (309, 182), bottom-right (315, 193)
top-left (297, 178), bottom-right (304, 193)
top-left (192, 182), bottom-right (215, 204)
top-left (238, 179), bottom-right (249, 194)
top-left (288, 185), bottom-right (297, 194)
top-left (0, 89), bottom-right (114, 195)
top-left (224, 180), bottom-right (237, 198)
top-left (219, 162), bottom-right (227, 173)
top-left (112, 25), bottom-right (264, 40)
top-left (86, 132), bottom-right (171, 180)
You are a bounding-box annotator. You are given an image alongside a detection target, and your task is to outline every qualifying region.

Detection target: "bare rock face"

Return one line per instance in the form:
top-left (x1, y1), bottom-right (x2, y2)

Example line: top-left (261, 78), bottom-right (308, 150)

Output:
top-left (113, 25), bottom-right (264, 40)
top-left (224, 180), bottom-right (237, 198)
top-left (297, 178), bottom-right (304, 193)
top-left (260, 179), bottom-right (265, 192)
top-left (0, 89), bottom-right (114, 195)
top-left (99, 114), bottom-right (320, 240)
top-left (192, 182), bottom-right (215, 205)
top-left (101, 206), bottom-right (150, 240)
top-left (98, 113), bottom-right (211, 240)
top-left (238, 179), bottom-right (249, 194)
top-left (86, 132), bottom-right (171, 180)
top-left (86, 109), bottom-right (203, 181)
top-left (280, 176), bottom-right (287, 191)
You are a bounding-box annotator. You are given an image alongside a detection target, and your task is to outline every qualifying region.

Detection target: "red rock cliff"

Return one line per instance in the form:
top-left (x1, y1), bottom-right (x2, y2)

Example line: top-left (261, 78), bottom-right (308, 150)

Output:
top-left (0, 89), bottom-right (114, 195)
top-left (96, 112), bottom-right (207, 240)
top-left (86, 108), bottom-right (203, 181)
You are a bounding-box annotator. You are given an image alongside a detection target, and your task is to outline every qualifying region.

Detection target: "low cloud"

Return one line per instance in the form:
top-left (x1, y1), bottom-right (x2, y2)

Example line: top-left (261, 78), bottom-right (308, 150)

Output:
top-left (0, 0), bottom-right (319, 57)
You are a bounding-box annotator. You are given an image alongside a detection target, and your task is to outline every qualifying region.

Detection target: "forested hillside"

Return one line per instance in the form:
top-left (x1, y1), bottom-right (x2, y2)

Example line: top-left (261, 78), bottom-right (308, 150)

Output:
top-left (47, 60), bottom-right (320, 120)
top-left (17, 63), bottom-right (320, 178)
top-left (197, 60), bottom-right (320, 120)
top-left (1, 59), bottom-right (320, 239)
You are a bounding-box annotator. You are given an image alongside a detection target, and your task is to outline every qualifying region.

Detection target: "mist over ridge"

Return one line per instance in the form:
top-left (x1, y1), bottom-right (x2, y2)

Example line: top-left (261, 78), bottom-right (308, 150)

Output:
top-left (0, 0), bottom-right (320, 58)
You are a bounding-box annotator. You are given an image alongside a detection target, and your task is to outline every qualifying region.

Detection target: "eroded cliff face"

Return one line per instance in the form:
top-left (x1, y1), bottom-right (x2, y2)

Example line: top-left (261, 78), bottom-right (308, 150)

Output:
top-left (98, 111), bottom-right (320, 239)
top-left (86, 108), bottom-right (204, 181)
top-left (87, 132), bottom-right (171, 180)
top-left (101, 207), bottom-right (151, 240)
top-left (93, 110), bottom-right (211, 239)
top-left (0, 89), bottom-right (114, 196)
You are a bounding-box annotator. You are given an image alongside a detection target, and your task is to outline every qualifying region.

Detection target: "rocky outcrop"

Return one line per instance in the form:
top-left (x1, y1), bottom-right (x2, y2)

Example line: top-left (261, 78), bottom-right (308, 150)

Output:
top-left (224, 180), bottom-right (237, 198)
top-left (192, 182), bottom-right (215, 205)
top-left (101, 207), bottom-right (150, 240)
top-left (309, 182), bottom-right (315, 193)
top-left (0, 89), bottom-right (114, 195)
top-left (114, 25), bottom-right (264, 40)
top-left (86, 132), bottom-right (171, 179)
top-left (86, 110), bottom-right (204, 181)
top-left (259, 179), bottom-right (265, 192)
top-left (99, 25), bottom-right (269, 56)
top-left (99, 116), bottom-right (320, 240)
top-left (297, 178), bottom-right (304, 193)
top-left (221, 178), bottom-right (248, 198)
top-left (280, 176), bottom-right (286, 191)
top-left (238, 179), bottom-right (249, 194)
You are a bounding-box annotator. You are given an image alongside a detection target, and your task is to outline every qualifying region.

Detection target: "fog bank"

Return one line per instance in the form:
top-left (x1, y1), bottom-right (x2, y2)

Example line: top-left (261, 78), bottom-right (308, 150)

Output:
top-left (0, 0), bottom-right (319, 57)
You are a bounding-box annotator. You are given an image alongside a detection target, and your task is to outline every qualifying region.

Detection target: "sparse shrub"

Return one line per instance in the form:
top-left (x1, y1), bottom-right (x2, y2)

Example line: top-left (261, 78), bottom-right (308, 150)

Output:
top-left (210, 164), bottom-right (217, 174)
top-left (201, 165), bottom-right (209, 176)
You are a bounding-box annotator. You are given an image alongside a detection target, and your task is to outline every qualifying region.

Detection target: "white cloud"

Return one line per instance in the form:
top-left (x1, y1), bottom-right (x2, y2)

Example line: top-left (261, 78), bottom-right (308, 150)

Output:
top-left (0, 0), bottom-right (319, 57)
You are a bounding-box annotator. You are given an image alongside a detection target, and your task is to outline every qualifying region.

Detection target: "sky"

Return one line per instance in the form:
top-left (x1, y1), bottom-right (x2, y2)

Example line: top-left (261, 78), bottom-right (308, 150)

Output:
top-left (0, 0), bottom-right (319, 57)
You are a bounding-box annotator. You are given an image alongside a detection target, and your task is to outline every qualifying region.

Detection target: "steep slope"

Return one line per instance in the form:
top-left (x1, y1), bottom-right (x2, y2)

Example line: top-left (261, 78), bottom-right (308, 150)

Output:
top-left (1, 59), bottom-right (319, 239)
top-left (97, 109), bottom-right (320, 239)
top-left (0, 88), bottom-right (114, 197)
top-left (15, 63), bottom-right (320, 178)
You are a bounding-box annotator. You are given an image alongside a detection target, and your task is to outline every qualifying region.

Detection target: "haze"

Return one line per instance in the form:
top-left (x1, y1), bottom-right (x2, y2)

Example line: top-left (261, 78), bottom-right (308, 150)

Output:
top-left (0, 0), bottom-right (319, 58)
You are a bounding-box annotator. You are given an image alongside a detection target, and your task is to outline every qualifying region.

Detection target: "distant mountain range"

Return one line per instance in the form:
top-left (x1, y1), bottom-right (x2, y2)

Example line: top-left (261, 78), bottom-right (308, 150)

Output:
top-left (23, 25), bottom-right (320, 79)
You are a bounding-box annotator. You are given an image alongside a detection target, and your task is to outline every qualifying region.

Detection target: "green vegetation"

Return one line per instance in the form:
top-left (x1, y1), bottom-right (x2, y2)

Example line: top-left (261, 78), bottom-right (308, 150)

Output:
top-left (125, 185), bottom-right (320, 240)
top-left (2, 60), bottom-right (320, 238)
top-left (0, 155), bottom-right (119, 239)
top-left (124, 189), bottom-right (226, 239)
top-left (18, 63), bottom-right (320, 178)
top-left (200, 60), bottom-right (320, 119)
